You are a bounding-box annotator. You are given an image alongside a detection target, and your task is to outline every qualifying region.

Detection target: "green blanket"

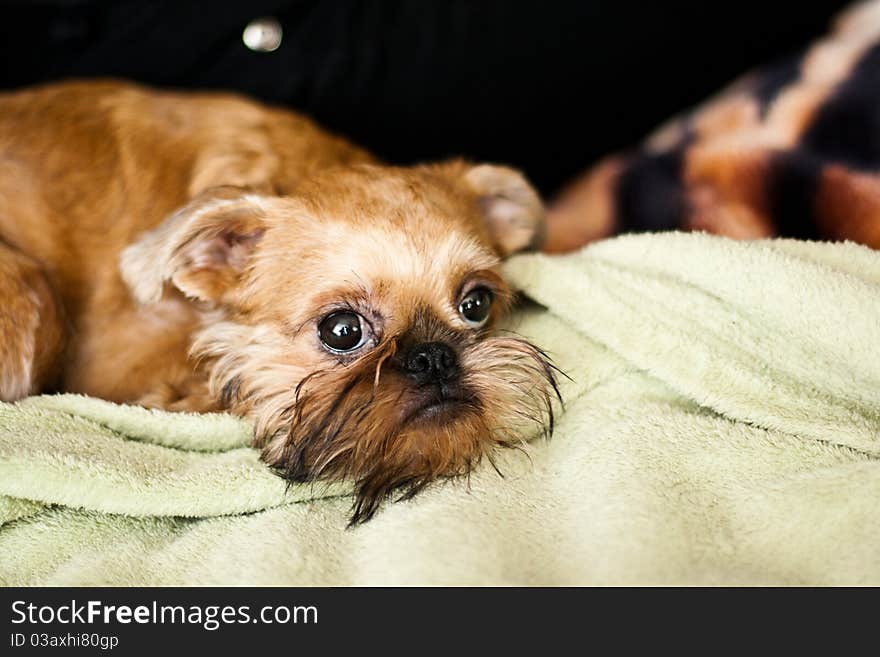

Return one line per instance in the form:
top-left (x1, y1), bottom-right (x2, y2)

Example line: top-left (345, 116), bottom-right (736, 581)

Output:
top-left (2, 232), bottom-right (879, 585)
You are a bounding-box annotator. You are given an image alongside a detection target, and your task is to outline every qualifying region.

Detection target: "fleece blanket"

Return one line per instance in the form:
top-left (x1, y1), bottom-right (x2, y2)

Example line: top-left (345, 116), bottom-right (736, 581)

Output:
top-left (550, 0), bottom-right (880, 250)
top-left (1, 231), bottom-right (879, 586)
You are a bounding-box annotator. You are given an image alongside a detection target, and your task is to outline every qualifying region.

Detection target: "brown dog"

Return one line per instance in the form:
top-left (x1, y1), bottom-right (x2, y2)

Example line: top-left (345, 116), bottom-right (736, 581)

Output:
top-left (0, 80), bottom-right (558, 522)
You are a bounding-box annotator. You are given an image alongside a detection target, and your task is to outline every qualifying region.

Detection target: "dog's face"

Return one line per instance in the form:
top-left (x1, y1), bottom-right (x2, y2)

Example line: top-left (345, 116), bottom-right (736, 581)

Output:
top-left (122, 161), bottom-right (558, 523)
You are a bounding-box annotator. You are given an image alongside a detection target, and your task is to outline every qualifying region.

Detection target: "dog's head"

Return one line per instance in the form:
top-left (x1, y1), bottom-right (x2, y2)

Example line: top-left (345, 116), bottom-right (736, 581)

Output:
top-left (122, 161), bottom-right (559, 523)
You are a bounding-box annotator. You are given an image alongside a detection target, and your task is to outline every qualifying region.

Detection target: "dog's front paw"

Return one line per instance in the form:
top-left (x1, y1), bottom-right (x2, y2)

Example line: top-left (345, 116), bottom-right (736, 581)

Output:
top-left (0, 246), bottom-right (65, 400)
top-left (136, 380), bottom-right (220, 413)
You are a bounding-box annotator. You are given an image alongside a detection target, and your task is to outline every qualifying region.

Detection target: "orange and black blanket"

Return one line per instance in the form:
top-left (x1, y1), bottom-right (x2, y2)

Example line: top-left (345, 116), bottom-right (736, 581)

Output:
top-left (553, 1), bottom-right (880, 250)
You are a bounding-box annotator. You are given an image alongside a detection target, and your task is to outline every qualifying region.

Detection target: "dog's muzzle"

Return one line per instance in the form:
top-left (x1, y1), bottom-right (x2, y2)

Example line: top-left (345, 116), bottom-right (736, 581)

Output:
top-left (402, 341), bottom-right (459, 386)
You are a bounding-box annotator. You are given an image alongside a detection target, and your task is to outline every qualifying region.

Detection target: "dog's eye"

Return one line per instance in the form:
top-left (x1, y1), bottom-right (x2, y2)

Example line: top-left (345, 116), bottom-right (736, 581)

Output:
top-left (459, 287), bottom-right (493, 327)
top-left (318, 311), bottom-right (368, 352)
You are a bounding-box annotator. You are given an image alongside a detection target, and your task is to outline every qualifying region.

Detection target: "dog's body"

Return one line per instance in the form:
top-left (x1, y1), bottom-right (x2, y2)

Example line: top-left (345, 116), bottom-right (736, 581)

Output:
top-left (0, 80), bottom-right (372, 406)
top-left (0, 80), bottom-right (555, 521)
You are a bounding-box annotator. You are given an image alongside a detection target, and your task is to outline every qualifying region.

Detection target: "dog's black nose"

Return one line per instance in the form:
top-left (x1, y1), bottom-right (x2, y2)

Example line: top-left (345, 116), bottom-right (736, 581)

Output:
top-left (403, 342), bottom-right (458, 385)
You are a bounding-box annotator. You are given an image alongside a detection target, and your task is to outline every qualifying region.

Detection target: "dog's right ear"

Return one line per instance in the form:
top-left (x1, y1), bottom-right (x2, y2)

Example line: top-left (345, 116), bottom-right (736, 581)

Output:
top-left (120, 186), bottom-right (268, 305)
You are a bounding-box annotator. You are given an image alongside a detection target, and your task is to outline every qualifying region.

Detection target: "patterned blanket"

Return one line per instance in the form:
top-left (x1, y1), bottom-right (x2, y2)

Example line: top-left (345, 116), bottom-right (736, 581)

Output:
top-left (551, 0), bottom-right (880, 250)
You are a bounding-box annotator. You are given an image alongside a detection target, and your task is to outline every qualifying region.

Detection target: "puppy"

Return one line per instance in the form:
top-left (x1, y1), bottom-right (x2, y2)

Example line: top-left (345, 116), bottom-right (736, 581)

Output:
top-left (0, 80), bottom-right (559, 522)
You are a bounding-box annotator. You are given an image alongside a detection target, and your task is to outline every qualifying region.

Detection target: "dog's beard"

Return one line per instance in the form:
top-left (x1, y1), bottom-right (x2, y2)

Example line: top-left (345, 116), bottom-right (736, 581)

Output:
top-left (253, 336), bottom-right (560, 525)
top-left (194, 322), bottom-right (560, 524)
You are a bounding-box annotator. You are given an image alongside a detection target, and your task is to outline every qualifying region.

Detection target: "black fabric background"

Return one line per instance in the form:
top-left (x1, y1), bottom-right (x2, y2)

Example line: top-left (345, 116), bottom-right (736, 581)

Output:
top-left (0, 0), bottom-right (852, 194)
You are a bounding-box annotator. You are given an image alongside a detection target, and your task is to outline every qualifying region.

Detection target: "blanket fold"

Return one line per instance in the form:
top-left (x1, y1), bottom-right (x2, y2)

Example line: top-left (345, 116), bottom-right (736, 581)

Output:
top-left (2, 232), bottom-right (879, 585)
top-left (504, 234), bottom-right (880, 455)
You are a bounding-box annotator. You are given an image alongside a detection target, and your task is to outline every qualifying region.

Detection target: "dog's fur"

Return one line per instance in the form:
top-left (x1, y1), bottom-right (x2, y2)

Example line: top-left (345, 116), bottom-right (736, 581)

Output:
top-left (0, 80), bottom-right (557, 522)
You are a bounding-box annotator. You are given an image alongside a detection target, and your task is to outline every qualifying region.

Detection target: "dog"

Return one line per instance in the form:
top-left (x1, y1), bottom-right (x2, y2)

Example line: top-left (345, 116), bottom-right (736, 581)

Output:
top-left (0, 80), bottom-right (559, 523)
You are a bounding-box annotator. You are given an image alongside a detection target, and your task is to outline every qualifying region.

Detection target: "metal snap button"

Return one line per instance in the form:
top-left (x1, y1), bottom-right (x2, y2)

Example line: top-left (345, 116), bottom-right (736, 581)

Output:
top-left (243, 17), bottom-right (283, 53)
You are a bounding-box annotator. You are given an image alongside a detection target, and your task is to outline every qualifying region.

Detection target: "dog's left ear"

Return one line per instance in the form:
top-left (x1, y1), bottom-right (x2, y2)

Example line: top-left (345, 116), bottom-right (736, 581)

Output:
top-left (460, 163), bottom-right (546, 255)
top-left (120, 186), bottom-right (268, 305)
